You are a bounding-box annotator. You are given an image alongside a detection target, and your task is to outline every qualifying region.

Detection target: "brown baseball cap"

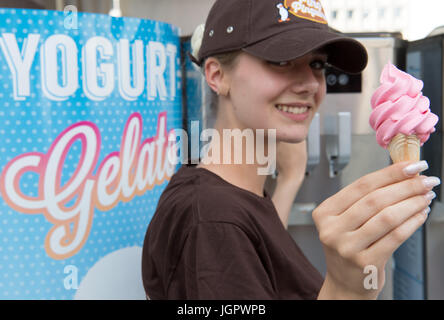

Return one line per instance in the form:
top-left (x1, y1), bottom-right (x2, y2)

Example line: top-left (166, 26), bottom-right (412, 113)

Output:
top-left (192, 0), bottom-right (368, 74)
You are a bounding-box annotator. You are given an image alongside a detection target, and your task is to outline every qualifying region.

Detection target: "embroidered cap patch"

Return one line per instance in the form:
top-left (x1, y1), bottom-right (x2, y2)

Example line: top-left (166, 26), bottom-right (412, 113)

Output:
top-left (283, 0), bottom-right (328, 24)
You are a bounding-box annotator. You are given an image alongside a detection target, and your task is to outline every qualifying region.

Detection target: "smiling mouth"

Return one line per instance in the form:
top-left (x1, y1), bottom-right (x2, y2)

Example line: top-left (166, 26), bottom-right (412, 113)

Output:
top-left (275, 104), bottom-right (310, 114)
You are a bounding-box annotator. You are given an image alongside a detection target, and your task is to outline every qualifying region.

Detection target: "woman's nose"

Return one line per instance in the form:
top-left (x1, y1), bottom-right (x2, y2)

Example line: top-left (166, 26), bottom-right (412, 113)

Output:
top-left (289, 64), bottom-right (320, 96)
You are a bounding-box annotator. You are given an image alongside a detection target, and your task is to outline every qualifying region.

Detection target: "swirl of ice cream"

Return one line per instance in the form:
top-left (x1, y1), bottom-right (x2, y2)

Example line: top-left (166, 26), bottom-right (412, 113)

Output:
top-left (369, 63), bottom-right (439, 148)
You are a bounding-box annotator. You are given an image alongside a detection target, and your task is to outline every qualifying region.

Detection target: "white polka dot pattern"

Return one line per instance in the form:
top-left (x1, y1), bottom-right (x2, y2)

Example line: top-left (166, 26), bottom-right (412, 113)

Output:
top-left (0, 9), bottom-right (182, 299)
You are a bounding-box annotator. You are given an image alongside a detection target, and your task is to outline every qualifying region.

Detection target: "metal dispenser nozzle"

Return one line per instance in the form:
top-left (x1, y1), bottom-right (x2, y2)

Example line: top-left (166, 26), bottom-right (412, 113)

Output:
top-left (306, 113), bottom-right (320, 174)
top-left (325, 112), bottom-right (351, 178)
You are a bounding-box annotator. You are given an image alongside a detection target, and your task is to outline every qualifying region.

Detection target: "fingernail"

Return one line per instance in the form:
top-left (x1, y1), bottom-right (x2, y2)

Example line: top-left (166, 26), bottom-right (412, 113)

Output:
top-left (423, 207), bottom-right (431, 217)
top-left (403, 161), bottom-right (428, 175)
top-left (423, 176), bottom-right (441, 188)
top-left (425, 191), bottom-right (436, 201)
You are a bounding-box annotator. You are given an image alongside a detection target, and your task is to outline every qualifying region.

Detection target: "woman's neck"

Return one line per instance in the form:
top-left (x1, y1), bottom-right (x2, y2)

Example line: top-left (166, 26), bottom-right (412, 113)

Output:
top-left (196, 114), bottom-right (273, 198)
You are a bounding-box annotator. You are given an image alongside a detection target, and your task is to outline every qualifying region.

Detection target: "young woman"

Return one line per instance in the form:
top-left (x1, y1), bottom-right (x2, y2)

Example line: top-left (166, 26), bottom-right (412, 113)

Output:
top-left (142, 0), bottom-right (439, 300)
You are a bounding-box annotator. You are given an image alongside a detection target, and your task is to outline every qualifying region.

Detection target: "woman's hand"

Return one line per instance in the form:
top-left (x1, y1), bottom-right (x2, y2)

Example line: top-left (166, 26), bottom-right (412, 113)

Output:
top-left (314, 161), bottom-right (439, 299)
top-left (272, 140), bottom-right (307, 228)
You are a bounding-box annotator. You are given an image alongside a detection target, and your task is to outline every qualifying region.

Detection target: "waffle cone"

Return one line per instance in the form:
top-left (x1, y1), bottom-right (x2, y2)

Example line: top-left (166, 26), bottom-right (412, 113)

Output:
top-left (388, 133), bottom-right (420, 163)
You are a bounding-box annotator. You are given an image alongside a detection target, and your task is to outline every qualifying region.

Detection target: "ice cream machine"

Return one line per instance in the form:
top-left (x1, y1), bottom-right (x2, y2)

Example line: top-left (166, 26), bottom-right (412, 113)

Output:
top-left (266, 32), bottom-right (408, 300)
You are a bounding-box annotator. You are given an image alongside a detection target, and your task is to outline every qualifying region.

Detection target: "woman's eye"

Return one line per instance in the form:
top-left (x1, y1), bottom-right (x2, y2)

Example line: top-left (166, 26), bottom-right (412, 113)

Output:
top-left (267, 59), bottom-right (328, 71)
top-left (310, 60), bottom-right (327, 70)
top-left (267, 61), bottom-right (290, 67)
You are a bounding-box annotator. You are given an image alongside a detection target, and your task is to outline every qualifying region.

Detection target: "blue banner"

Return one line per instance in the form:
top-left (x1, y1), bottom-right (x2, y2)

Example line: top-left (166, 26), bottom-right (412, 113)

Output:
top-left (0, 8), bottom-right (182, 299)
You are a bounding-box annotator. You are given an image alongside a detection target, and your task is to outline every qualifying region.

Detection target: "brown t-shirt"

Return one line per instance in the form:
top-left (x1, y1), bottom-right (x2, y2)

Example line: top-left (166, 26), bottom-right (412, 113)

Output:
top-left (141, 164), bottom-right (324, 299)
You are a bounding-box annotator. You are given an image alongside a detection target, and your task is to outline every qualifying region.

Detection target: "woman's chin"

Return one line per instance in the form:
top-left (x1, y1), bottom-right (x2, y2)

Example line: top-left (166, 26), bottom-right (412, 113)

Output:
top-left (274, 127), bottom-right (308, 143)
top-left (276, 134), bottom-right (307, 144)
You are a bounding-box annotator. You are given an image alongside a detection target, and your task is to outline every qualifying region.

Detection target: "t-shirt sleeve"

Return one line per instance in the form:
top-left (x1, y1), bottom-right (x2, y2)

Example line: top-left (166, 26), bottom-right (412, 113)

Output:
top-left (167, 222), bottom-right (276, 299)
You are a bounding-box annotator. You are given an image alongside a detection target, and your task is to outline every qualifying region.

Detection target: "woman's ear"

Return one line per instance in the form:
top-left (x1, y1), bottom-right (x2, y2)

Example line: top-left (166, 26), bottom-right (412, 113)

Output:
top-left (204, 58), bottom-right (230, 96)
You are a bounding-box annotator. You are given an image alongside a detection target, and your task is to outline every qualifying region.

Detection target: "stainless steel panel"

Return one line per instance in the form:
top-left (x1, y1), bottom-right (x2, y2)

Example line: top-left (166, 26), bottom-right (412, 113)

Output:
top-left (290, 134), bottom-right (390, 210)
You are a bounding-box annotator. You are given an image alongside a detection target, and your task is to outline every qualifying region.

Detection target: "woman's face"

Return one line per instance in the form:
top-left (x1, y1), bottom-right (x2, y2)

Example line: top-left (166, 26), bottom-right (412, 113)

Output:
top-left (222, 50), bottom-right (327, 143)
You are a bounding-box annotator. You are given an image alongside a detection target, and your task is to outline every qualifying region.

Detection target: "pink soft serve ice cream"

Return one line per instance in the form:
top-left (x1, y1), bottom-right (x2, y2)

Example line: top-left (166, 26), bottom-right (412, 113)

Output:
top-left (369, 63), bottom-right (438, 148)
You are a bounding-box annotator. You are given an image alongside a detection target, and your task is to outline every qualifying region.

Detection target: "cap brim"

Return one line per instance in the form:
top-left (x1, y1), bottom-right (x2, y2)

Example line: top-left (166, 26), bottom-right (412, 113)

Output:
top-left (242, 28), bottom-right (368, 74)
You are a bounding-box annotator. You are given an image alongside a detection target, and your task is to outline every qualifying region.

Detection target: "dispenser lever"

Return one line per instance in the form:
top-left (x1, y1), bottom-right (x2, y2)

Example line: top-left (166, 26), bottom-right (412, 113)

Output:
top-left (326, 112), bottom-right (351, 178)
top-left (306, 113), bottom-right (320, 174)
